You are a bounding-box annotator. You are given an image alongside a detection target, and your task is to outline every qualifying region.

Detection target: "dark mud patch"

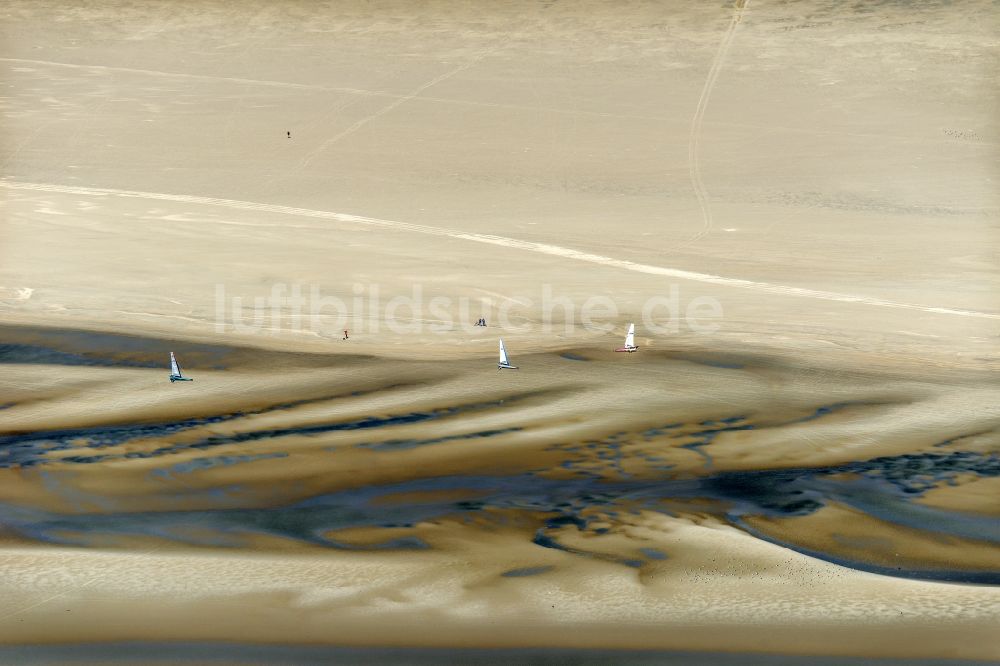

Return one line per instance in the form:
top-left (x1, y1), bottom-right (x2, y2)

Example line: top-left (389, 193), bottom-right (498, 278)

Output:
top-left (672, 353), bottom-right (746, 370)
top-left (5, 449), bottom-right (996, 582)
top-left (324, 535), bottom-right (430, 551)
top-left (0, 385), bottom-right (418, 468)
top-left (501, 565), bottom-right (554, 577)
top-left (0, 387), bottom-right (554, 468)
top-left (146, 390), bottom-right (554, 458)
top-left (358, 427), bottom-right (522, 452)
top-left (554, 404), bottom-right (878, 475)
top-left (0, 344), bottom-right (161, 368)
top-left (0, 323), bottom-right (374, 372)
top-left (151, 452), bottom-right (289, 478)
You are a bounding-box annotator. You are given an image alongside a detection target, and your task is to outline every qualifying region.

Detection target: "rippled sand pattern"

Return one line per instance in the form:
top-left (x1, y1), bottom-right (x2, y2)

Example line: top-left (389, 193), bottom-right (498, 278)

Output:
top-left (1, 324), bottom-right (998, 658)
top-left (1, 0), bottom-right (999, 661)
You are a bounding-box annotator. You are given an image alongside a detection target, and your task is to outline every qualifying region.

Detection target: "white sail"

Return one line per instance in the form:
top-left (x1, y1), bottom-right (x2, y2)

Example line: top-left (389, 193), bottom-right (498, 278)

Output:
top-left (170, 352), bottom-right (181, 377)
top-left (625, 323), bottom-right (635, 348)
top-left (499, 338), bottom-right (510, 366)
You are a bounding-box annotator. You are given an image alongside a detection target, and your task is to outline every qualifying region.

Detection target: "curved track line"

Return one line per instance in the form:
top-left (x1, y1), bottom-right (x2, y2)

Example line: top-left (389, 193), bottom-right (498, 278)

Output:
top-left (293, 50), bottom-right (494, 174)
top-left (0, 57), bottom-right (371, 95)
top-left (684, 0), bottom-right (749, 247)
top-left (2, 180), bottom-right (996, 320)
top-left (1, 56), bottom-right (658, 123)
top-left (9, 57), bottom-right (994, 149)
top-left (12, 56), bottom-right (994, 149)
top-left (0, 546), bottom-right (162, 622)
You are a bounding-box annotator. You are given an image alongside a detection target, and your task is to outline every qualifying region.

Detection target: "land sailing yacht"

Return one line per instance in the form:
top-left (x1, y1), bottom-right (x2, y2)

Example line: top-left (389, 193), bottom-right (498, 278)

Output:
top-left (615, 323), bottom-right (639, 353)
top-left (498, 338), bottom-right (518, 371)
top-left (169, 352), bottom-right (193, 382)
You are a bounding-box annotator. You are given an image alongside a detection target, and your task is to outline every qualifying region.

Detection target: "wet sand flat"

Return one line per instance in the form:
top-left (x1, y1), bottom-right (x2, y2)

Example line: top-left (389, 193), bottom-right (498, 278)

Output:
top-left (1, 325), bottom-right (998, 659)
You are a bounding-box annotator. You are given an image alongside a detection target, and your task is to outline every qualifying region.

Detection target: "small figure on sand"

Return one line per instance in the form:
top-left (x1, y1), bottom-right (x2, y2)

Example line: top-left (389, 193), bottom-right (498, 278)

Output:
top-left (343, 329), bottom-right (349, 340)
top-left (287, 131), bottom-right (291, 139)
top-left (474, 318), bottom-right (487, 327)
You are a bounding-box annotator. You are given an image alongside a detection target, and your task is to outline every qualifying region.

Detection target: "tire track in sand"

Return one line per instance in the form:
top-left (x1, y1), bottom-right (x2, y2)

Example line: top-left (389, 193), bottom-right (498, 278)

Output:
top-left (683, 0), bottom-right (750, 248)
top-left (3, 180), bottom-right (997, 321)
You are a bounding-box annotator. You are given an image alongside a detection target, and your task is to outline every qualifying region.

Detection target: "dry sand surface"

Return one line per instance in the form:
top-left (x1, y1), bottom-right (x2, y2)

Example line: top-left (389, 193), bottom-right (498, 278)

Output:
top-left (1, 0), bottom-right (999, 662)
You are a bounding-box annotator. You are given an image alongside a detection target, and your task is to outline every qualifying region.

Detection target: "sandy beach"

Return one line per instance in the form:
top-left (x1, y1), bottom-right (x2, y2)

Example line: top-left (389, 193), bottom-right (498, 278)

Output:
top-left (1, 0), bottom-right (998, 662)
